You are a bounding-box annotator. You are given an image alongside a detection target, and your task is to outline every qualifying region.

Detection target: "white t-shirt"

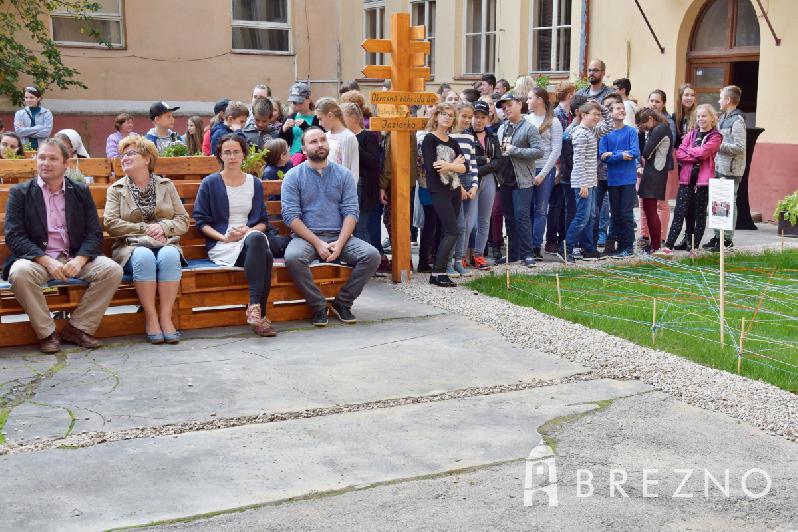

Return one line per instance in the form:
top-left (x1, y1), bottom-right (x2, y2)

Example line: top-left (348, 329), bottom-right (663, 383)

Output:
top-left (326, 128), bottom-right (360, 183)
top-left (623, 100), bottom-right (638, 127)
top-left (208, 174), bottom-right (256, 267)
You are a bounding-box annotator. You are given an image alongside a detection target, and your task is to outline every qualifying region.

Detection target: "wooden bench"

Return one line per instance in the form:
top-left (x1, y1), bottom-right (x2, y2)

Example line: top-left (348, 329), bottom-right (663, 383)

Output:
top-left (0, 180), bottom-right (352, 348)
top-left (0, 156), bottom-right (220, 185)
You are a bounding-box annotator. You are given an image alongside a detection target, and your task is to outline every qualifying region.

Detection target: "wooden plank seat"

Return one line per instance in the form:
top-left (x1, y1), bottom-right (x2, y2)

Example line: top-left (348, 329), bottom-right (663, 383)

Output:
top-left (0, 158), bottom-right (114, 185)
top-left (0, 179), bottom-right (352, 348)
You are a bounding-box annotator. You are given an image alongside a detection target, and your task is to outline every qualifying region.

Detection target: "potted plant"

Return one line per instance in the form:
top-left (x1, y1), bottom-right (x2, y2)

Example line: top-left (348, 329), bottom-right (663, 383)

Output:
top-left (241, 144), bottom-right (268, 177)
top-left (160, 142), bottom-right (189, 158)
top-left (774, 190), bottom-right (798, 237)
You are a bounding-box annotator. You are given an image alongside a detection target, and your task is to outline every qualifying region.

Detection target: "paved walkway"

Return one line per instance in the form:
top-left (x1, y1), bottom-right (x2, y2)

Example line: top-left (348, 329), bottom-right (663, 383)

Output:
top-left (0, 234), bottom-right (796, 530)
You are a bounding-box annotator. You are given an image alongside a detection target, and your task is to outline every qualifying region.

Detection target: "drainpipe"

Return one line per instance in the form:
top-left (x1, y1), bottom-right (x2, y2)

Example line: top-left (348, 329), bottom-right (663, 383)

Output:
top-left (579, 0), bottom-right (590, 77)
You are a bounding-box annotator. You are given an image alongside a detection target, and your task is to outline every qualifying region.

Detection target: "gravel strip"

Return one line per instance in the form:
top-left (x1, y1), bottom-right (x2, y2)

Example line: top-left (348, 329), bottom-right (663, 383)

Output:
top-left (0, 372), bottom-right (599, 456)
top-left (395, 245), bottom-right (798, 442)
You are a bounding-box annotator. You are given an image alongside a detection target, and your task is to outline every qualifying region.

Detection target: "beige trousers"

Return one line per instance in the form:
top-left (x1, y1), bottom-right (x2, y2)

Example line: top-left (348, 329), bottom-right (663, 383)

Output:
top-left (8, 256), bottom-right (123, 339)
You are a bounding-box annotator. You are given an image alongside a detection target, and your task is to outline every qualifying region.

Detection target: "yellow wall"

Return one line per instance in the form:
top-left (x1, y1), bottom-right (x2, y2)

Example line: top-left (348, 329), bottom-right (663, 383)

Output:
top-left (584, 0), bottom-right (795, 144)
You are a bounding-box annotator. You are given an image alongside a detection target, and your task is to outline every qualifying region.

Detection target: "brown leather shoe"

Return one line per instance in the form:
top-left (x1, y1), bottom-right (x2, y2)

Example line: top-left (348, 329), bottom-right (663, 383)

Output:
top-left (253, 319), bottom-right (277, 337)
top-left (60, 323), bottom-right (102, 349)
top-left (39, 332), bottom-right (61, 353)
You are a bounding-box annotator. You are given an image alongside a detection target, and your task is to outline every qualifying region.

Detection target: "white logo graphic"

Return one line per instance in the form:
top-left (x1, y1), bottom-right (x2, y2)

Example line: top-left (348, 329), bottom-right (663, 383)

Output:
top-left (524, 438), bottom-right (558, 507)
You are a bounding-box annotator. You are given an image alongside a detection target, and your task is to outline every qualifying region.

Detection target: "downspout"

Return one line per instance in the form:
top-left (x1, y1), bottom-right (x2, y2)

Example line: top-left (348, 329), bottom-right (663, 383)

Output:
top-left (579, 0), bottom-right (590, 78)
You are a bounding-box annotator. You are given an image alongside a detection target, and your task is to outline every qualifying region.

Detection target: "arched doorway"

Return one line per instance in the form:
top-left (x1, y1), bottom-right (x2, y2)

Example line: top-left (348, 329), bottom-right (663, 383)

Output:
top-left (687, 0), bottom-right (760, 122)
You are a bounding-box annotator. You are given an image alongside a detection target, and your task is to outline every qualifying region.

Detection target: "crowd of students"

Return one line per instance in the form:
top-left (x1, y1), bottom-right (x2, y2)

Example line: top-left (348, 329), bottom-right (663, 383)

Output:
top-left (411, 63), bottom-right (747, 286)
top-left (1, 61), bottom-right (749, 350)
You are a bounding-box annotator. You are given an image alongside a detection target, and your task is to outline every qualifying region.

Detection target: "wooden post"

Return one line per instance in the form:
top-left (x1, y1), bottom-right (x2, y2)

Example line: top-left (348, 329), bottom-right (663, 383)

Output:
top-left (651, 297), bottom-right (657, 345)
top-left (738, 316), bottom-right (746, 375)
top-left (362, 13), bottom-right (431, 283)
top-left (505, 236), bottom-right (510, 290)
top-left (719, 229), bottom-right (725, 347)
top-left (781, 230), bottom-right (785, 253)
top-left (556, 274), bottom-right (562, 309)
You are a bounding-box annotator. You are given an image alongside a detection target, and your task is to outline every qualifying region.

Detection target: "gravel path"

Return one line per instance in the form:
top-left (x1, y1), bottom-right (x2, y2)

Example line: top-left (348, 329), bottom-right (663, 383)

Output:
top-left (393, 246), bottom-right (798, 442)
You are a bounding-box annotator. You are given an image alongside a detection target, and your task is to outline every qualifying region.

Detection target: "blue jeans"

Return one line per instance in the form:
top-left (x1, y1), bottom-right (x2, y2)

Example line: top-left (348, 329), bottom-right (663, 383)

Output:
top-left (530, 168), bottom-right (556, 249)
top-left (608, 184), bottom-right (637, 253)
top-left (594, 180), bottom-right (616, 245)
top-left (565, 187), bottom-right (597, 253)
top-left (512, 186), bottom-right (535, 259)
top-left (455, 196), bottom-right (478, 260)
top-left (123, 245), bottom-right (182, 282)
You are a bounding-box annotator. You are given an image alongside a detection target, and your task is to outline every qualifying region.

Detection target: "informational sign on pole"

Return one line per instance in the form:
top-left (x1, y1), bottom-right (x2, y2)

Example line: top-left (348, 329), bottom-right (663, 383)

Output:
top-left (709, 178), bottom-right (735, 346)
top-left (708, 178), bottom-right (735, 231)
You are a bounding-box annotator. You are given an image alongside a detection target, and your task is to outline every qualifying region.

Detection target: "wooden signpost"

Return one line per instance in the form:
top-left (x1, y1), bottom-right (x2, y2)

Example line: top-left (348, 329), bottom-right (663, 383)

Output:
top-left (362, 13), bottom-right (431, 283)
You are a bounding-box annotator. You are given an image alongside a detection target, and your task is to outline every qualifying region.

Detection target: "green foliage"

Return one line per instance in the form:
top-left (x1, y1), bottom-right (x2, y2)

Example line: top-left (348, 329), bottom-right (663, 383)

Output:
top-left (774, 190), bottom-right (798, 225)
top-left (534, 74), bottom-right (551, 89)
top-left (0, 1), bottom-right (110, 105)
top-left (160, 142), bottom-right (189, 158)
top-left (573, 76), bottom-right (590, 90)
top-left (0, 147), bottom-right (24, 159)
top-left (241, 144), bottom-right (268, 176)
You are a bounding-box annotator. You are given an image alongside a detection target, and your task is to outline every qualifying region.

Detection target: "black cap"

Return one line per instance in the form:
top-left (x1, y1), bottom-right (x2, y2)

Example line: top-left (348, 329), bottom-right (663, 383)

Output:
top-left (213, 98), bottom-right (231, 115)
top-left (149, 101), bottom-right (180, 120)
top-left (473, 101), bottom-right (490, 115)
top-left (495, 93), bottom-right (519, 109)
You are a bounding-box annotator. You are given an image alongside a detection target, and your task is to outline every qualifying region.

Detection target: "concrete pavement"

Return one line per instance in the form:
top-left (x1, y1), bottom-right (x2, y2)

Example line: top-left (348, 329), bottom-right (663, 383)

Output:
top-left (0, 273), bottom-right (795, 531)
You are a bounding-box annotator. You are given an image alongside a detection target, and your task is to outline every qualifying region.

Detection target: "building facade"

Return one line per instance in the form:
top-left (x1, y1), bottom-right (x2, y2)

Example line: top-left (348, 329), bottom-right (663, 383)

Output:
top-left (0, 0), bottom-right (343, 157)
top-left (340, 0), bottom-right (796, 220)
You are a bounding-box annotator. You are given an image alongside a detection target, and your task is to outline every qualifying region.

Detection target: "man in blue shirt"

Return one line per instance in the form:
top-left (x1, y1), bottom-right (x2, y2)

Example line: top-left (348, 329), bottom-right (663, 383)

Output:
top-left (281, 127), bottom-right (380, 326)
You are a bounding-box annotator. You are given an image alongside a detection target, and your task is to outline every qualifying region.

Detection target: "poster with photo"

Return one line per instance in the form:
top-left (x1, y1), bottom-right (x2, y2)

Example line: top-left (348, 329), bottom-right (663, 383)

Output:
top-left (709, 178), bottom-right (735, 231)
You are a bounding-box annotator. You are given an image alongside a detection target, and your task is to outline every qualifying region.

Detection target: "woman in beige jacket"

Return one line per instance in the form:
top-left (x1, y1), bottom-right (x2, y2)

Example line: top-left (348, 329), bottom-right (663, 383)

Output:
top-left (104, 135), bottom-right (189, 344)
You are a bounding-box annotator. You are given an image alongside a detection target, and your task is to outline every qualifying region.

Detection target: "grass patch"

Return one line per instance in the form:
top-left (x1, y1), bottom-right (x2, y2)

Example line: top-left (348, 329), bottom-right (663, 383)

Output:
top-left (469, 250), bottom-right (798, 392)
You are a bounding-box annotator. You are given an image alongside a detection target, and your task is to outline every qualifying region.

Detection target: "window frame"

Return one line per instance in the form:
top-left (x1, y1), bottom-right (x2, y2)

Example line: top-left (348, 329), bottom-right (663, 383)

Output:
top-left (50, 0), bottom-right (126, 49)
top-left (231, 0), bottom-right (293, 55)
top-left (528, 0), bottom-right (572, 75)
top-left (462, 0), bottom-right (497, 76)
top-left (363, 0), bottom-right (386, 67)
top-left (411, 0), bottom-right (436, 77)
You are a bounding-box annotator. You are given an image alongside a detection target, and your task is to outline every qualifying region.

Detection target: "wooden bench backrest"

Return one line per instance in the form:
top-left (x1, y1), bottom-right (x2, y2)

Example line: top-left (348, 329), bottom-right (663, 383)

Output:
top-left (113, 156), bottom-right (220, 181)
top-left (0, 156), bottom-right (219, 184)
top-left (0, 179), bottom-right (285, 262)
top-left (0, 158), bottom-right (113, 183)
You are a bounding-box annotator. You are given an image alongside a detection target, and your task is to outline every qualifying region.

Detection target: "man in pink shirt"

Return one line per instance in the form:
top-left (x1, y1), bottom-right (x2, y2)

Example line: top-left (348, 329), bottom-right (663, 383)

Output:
top-left (3, 139), bottom-right (123, 353)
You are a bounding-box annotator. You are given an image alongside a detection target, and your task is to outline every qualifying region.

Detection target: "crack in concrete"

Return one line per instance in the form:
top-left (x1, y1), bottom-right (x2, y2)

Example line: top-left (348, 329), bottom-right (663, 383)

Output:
top-left (0, 353), bottom-right (68, 444)
top-left (1, 372), bottom-right (601, 455)
top-left (107, 457), bottom-right (528, 531)
top-left (27, 400), bottom-right (77, 438)
top-left (356, 331), bottom-right (439, 351)
top-left (148, 358), bottom-right (237, 368)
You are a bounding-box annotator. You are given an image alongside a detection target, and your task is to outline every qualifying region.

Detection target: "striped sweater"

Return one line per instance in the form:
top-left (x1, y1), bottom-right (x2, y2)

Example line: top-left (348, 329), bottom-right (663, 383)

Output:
top-left (450, 133), bottom-right (479, 189)
top-left (570, 106), bottom-right (613, 188)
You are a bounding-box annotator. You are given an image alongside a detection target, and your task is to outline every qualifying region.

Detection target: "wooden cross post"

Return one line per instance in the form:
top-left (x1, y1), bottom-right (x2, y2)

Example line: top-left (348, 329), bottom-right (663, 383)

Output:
top-left (362, 12), bottom-right (431, 283)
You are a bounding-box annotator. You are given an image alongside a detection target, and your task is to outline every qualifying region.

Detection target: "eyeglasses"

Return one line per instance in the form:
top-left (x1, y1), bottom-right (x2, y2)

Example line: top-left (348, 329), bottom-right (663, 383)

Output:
top-left (121, 151), bottom-right (140, 158)
top-left (587, 68), bottom-right (603, 73)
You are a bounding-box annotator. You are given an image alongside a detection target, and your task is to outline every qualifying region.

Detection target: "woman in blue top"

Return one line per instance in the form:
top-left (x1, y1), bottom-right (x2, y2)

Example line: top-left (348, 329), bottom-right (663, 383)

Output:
top-left (193, 134), bottom-right (283, 338)
top-left (14, 86), bottom-right (53, 150)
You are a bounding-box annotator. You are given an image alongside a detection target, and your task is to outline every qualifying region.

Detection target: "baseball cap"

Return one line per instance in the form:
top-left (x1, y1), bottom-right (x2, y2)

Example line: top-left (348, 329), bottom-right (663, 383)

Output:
top-left (495, 93), bottom-right (519, 109)
top-left (213, 98), bottom-right (231, 115)
top-left (287, 82), bottom-right (311, 104)
top-left (473, 101), bottom-right (490, 115)
top-left (149, 101), bottom-right (180, 120)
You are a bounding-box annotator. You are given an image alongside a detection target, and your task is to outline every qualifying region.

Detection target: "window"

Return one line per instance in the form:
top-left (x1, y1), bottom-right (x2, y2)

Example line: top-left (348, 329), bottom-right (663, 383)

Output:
top-left (464, 0), bottom-right (496, 75)
top-left (411, 1), bottom-right (436, 76)
top-left (364, 1), bottom-right (386, 66)
top-left (51, 0), bottom-right (124, 48)
top-left (530, 0), bottom-right (571, 73)
top-left (232, 0), bottom-right (291, 53)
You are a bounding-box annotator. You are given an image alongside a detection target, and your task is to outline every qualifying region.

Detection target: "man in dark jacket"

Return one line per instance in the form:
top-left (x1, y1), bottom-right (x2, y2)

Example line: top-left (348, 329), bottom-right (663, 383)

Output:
top-left (3, 139), bottom-right (123, 353)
